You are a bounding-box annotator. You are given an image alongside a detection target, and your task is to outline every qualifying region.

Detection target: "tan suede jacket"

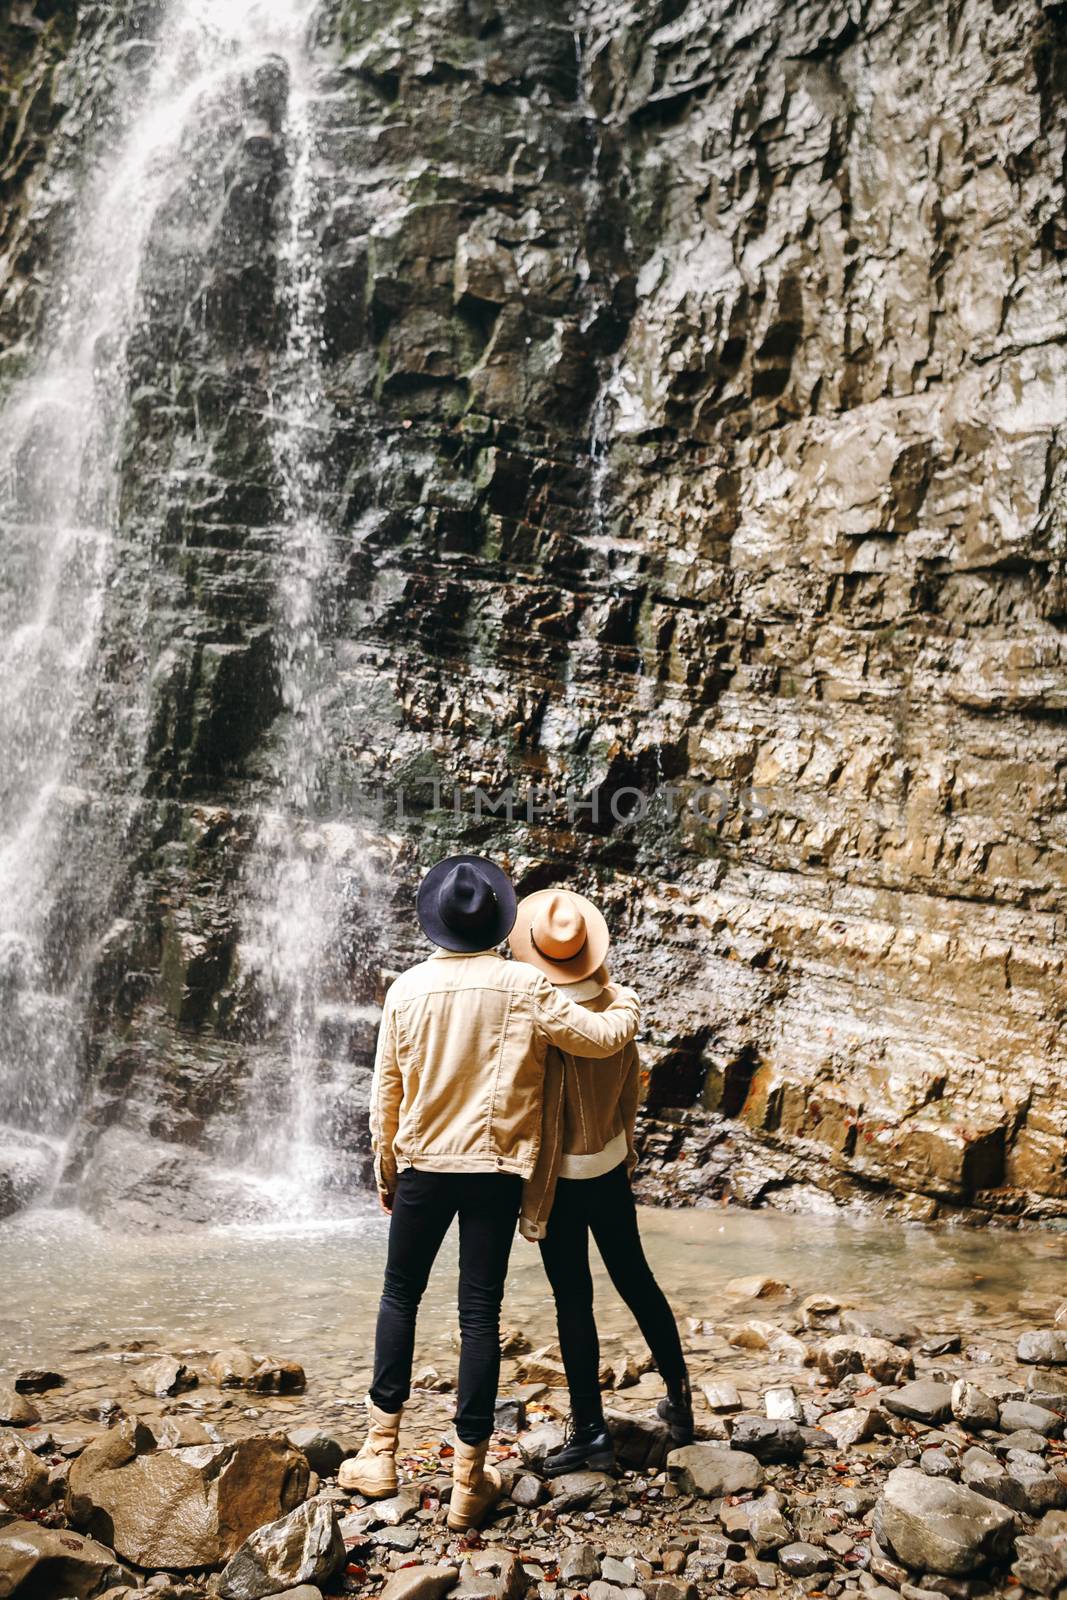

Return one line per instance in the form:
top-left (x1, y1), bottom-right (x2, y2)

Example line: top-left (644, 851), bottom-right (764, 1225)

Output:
top-left (370, 951), bottom-right (641, 1197)
top-left (520, 982), bottom-right (641, 1240)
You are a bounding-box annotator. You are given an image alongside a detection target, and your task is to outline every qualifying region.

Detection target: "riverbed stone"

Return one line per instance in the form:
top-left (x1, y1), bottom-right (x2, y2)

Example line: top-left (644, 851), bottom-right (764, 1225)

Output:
top-left (518, 1423), bottom-right (565, 1470)
top-left (951, 1380), bottom-right (999, 1429)
top-left (547, 1470), bottom-right (614, 1511)
top-left (821, 1406), bottom-right (885, 1448)
top-left (67, 1418), bottom-right (309, 1568)
top-left (1026, 1372), bottom-right (1067, 1410)
top-left (999, 1400), bottom-right (1063, 1437)
top-left (0, 1425), bottom-right (53, 1513)
top-left (217, 1498), bottom-right (345, 1600)
top-left (1018, 1333), bottom-right (1067, 1366)
top-left (745, 1493), bottom-right (795, 1554)
top-left (606, 1410), bottom-right (674, 1470)
top-left (778, 1542), bottom-right (832, 1576)
top-left (920, 1448), bottom-right (960, 1480)
top-left (286, 1427), bottom-right (346, 1475)
top-left (667, 1444), bottom-right (764, 1497)
top-left (873, 1465), bottom-right (1017, 1574)
top-left (559, 1543), bottom-right (599, 1584)
top-left (841, 1310), bottom-right (922, 1347)
top-left (453, 1549), bottom-right (525, 1600)
top-left (1013, 1510), bottom-right (1067, 1595)
top-left (372, 1524), bottom-right (421, 1552)
top-left (515, 1346), bottom-right (568, 1388)
top-left (819, 1336), bottom-right (914, 1385)
top-left (379, 1567), bottom-right (460, 1600)
top-left (155, 1416), bottom-right (214, 1449)
top-left (0, 1517), bottom-right (135, 1598)
top-left (247, 1358), bottom-right (306, 1394)
top-left (209, 1346), bottom-right (260, 1387)
top-left (700, 1381), bottom-right (742, 1413)
top-left (1010, 1462), bottom-right (1067, 1515)
top-left (960, 1446), bottom-right (1029, 1512)
top-left (725, 1275), bottom-right (790, 1299)
top-left (884, 1380), bottom-right (954, 1424)
top-left (494, 1398), bottom-right (526, 1433)
top-left (509, 1471), bottom-right (545, 1508)
top-left (14, 1370), bottom-right (64, 1394)
top-left (135, 1354), bottom-right (198, 1398)
top-left (643, 1583), bottom-right (698, 1600)
top-left (996, 1429), bottom-right (1051, 1455)
top-left (729, 1413), bottom-right (805, 1462)
top-left (0, 1388), bottom-right (40, 1427)
top-left (764, 1385), bottom-right (803, 1422)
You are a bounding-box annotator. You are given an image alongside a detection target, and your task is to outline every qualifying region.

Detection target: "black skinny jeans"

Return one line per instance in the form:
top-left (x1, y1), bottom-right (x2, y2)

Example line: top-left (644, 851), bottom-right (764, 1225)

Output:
top-left (538, 1160), bottom-right (687, 1424)
top-left (370, 1168), bottom-right (521, 1444)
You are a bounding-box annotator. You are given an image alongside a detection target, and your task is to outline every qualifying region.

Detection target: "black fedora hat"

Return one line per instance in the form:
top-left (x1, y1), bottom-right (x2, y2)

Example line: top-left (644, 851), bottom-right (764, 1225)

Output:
top-left (416, 854), bottom-right (518, 952)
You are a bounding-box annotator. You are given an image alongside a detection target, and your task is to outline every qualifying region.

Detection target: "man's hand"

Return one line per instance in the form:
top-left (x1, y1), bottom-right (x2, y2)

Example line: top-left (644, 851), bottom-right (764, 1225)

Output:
top-left (378, 1189), bottom-right (394, 1215)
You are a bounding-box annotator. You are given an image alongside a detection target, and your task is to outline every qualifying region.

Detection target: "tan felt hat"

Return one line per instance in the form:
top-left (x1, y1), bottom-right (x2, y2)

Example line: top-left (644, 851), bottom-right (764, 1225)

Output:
top-left (509, 888), bottom-right (609, 982)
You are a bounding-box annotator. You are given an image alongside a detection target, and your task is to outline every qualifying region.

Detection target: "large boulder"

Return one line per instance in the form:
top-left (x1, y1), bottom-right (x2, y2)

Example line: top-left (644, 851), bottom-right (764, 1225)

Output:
top-left (217, 1497), bottom-right (345, 1599)
top-left (0, 1518), bottom-right (134, 1598)
top-left (666, 1443), bottom-right (764, 1497)
top-left (873, 1465), bottom-right (1017, 1574)
top-left (66, 1417), bottom-right (309, 1568)
top-left (0, 1426), bottom-right (53, 1513)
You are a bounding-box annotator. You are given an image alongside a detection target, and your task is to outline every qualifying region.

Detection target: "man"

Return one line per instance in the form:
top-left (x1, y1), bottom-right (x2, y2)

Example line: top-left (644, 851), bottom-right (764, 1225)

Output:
top-left (342, 855), bottom-right (641, 1531)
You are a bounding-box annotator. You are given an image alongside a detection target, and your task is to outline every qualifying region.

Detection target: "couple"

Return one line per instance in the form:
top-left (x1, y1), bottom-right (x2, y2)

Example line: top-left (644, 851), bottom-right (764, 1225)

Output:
top-left (341, 855), bottom-right (692, 1530)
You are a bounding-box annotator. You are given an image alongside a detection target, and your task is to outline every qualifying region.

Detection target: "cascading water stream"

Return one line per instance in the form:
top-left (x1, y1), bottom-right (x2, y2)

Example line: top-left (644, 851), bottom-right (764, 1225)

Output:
top-left (0, 0), bottom-right (332, 1213)
top-left (229, 46), bottom-right (354, 1217)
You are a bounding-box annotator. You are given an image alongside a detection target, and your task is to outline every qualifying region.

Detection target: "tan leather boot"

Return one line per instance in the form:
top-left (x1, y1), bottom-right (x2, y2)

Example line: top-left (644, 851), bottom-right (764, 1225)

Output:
top-left (447, 1437), bottom-right (502, 1531)
top-left (338, 1398), bottom-right (401, 1498)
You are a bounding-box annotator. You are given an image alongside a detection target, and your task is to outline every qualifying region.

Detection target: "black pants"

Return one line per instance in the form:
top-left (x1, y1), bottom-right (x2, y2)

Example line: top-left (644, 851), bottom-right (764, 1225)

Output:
top-left (538, 1160), bottom-right (687, 1424)
top-left (370, 1167), bottom-right (521, 1445)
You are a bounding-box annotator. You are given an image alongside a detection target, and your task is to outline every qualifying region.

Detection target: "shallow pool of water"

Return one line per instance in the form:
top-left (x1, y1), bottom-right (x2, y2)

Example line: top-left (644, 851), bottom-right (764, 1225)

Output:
top-left (2, 1205), bottom-right (1064, 1384)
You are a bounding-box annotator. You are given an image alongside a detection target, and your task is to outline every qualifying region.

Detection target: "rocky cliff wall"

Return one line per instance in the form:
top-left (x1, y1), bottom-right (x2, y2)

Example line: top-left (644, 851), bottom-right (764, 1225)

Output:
top-left (1, 0), bottom-right (1065, 1225)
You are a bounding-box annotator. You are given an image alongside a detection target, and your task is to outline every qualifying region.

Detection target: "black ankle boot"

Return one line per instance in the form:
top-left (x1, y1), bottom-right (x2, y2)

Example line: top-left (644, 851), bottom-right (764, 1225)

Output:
top-left (543, 1417), bottom-right (615, 1477)
top-left (656, 1375), bottom-right (694, 1445)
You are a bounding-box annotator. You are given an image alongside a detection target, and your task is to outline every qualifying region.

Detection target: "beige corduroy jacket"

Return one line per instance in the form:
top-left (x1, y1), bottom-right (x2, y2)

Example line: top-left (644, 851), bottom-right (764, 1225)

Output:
top-left (520, 981), bottom-right (641, 1240)
top-left (370, 951), bottom-right (641, 1198)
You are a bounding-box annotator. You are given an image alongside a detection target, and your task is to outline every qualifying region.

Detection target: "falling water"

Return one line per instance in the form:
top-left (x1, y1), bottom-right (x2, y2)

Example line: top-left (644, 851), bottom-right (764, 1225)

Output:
top-left (0, 0), bottom-right (328, 1211)
top-left (229, 31), bottom-right (377, 1219)
top-left (235, 63), bottom-right (332, 1211)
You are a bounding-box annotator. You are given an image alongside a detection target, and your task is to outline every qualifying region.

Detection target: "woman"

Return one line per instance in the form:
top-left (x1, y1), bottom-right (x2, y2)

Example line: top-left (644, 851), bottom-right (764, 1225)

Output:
top-left (510, 889), bottom-right (693, 1475)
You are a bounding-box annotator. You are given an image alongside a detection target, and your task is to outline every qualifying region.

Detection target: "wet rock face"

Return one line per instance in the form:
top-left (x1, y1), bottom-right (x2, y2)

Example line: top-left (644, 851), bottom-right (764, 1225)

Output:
top-left (1, 0), bottom-right (1066, 1220)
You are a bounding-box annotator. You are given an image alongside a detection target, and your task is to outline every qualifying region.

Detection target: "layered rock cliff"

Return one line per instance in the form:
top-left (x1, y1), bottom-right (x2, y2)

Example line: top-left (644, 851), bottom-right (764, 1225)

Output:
top-left (1, 0), bottom-right (1065, 1225)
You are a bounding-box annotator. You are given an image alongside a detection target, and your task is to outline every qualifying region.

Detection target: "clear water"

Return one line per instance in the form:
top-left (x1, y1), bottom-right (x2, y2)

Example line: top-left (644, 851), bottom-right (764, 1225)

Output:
top-left (1, 1206), bottom-right (1062, 1380)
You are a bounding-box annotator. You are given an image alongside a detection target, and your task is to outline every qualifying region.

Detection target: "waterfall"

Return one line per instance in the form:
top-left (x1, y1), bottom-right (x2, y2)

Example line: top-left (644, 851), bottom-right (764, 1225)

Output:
top-left (227, 42), bottom-right (363, 1218)
top-left (0, 0), bottom-right (331, 1215)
